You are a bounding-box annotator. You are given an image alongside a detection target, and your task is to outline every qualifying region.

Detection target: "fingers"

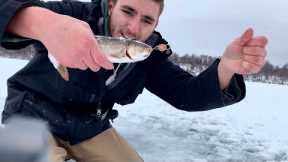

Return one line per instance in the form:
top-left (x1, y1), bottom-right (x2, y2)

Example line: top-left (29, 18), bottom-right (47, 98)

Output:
top-left (241, 51), bottom-right (267, 74)
top-left (243, 54), bottom-right (266, 66)
top-left (80, 21), bottom-right (91, 29)
top-left (241, 46), bottom-right (266, 73)
top-left (81, 36), bottom-right (113, 72)
top-left (90, 39), bottom-right (114, 70)
top-left (223, 28), bottom-right (268, 75)
top-left (82, 52), bottom-right (100, 72)
top-left (242, 60), bottom-right (264, 74)
top-left (239, 28), bottom-right (254, 46)
top-left (247, 36), bottom-right (268, 47)
top-left (75, 60), bottom-right (88, 71)
top-left (47, 15), bottom-right (113, 72)
top-left (243, 47), bottom-right (267, 57)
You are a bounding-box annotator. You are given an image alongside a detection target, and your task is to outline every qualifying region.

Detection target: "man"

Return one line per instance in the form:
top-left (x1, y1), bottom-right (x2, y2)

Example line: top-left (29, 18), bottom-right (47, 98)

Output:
top-left (0, 0), bottom-right (267, 161)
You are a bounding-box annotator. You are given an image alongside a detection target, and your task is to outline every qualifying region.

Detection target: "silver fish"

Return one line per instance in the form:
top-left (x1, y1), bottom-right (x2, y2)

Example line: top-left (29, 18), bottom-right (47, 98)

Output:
top-left (97, 36), bottom-right (153, 63)
top-left (0, 36), bottom-right (155, 81)
top-left (51, 36), bottom-right (154, 81)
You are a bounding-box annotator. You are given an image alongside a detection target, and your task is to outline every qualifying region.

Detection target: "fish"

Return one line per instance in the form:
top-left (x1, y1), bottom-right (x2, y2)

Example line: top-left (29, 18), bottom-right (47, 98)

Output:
top-left (0, 35), bottom-right (157, 81)
top-left (97, 36), bottom-right (153, 63)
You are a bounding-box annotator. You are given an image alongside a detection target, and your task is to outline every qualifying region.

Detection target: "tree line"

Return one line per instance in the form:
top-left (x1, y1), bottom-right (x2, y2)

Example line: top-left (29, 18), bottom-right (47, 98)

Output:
top-left (169, 53), bottom-right (288, 85)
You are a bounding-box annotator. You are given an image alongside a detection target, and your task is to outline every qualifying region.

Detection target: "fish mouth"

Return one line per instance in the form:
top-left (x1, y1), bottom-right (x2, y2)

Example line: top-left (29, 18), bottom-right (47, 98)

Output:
top-left (120, 33), bottom-right (137, 41)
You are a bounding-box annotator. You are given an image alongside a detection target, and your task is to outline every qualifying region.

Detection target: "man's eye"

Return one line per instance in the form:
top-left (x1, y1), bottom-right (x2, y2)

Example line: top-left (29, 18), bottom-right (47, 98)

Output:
top-left (122, 10), bottom-right (133, 16)
top-left (143, 19), bottom-right (153, 25)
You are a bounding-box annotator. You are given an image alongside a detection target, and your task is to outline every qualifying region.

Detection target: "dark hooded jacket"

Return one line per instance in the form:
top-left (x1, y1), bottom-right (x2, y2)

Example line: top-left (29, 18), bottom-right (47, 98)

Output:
top-left (0, 0), bottom-right (245, 144)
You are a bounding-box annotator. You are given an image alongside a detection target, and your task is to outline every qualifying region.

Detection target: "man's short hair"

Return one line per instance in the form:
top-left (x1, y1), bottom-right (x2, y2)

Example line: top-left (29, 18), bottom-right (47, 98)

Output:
top-left (111, 0), bottom-right (164, 15)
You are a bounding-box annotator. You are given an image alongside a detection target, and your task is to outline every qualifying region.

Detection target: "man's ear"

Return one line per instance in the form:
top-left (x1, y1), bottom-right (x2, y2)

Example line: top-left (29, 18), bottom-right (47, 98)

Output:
top-left (108, 0), bottom-right (115, 16)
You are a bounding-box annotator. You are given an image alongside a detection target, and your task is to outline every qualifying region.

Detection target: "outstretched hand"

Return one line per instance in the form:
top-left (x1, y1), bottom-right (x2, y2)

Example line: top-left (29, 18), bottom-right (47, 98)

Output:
top-left (220, 28), bottom-right (268, 75)
top-left (217, 28), bottom-right (268, 89)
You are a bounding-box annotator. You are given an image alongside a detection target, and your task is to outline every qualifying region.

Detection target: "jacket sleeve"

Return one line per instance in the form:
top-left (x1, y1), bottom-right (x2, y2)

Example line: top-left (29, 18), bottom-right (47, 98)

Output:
top-left (0, 0), bottom-right (92, 49)
top-left (145, 57), bottom-right (246, 112)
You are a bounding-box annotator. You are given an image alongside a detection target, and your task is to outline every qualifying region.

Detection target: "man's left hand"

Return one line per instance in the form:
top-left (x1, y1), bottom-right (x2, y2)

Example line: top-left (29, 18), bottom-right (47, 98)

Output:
top-left (220, 28), bottom-right (268, 75)
top-left (217, 28), bottom-right (268, 89)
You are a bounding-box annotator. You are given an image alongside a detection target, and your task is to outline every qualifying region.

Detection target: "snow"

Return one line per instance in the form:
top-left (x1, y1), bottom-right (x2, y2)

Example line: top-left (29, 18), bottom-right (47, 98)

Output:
top-left (0, 58), bottom-right (288, 161)
top-left (114, 83), bottom-right (288, 161)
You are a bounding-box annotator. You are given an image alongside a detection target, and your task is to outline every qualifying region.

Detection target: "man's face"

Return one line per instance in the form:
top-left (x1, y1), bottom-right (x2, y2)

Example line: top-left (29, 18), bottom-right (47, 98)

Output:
top-left (108, 0), bottom-right (160, 42)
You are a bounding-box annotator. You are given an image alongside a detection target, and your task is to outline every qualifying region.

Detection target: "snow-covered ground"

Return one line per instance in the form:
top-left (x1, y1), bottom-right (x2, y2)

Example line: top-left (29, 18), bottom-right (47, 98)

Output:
top-left (0, 58), bottom-right (288, 162)
top-left (114, 84), bottom-right (288, 162)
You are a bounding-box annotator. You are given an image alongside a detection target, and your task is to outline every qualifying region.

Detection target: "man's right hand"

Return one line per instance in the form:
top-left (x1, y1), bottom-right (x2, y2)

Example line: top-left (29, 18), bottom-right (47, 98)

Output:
top-left (7, 7), bottom-right (113, 71)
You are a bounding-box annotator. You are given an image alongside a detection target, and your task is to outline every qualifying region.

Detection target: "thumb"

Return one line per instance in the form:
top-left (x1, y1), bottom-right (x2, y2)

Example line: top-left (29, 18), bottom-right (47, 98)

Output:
top-left (239, 28), bottom-right (254, 46)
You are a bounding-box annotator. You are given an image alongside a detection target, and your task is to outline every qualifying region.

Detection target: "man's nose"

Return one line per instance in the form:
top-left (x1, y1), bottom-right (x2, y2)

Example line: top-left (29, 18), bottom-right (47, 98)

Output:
top-left (127, 18), bottom-right (141, 38)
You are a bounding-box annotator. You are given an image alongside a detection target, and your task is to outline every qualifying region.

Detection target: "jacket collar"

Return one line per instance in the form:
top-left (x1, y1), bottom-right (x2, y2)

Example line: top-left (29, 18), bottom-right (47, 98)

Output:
top-left (100, 0), bottom-right (111, 36)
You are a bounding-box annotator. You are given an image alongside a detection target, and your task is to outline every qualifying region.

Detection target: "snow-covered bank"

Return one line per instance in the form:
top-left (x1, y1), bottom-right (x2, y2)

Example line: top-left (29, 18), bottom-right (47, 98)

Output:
top-left (0, 58), bottom-right (287, 161)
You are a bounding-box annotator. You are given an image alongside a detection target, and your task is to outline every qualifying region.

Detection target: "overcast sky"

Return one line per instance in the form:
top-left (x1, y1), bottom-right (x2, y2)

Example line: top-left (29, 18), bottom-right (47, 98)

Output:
top-left (156, 0), bottom-right (288, 66)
